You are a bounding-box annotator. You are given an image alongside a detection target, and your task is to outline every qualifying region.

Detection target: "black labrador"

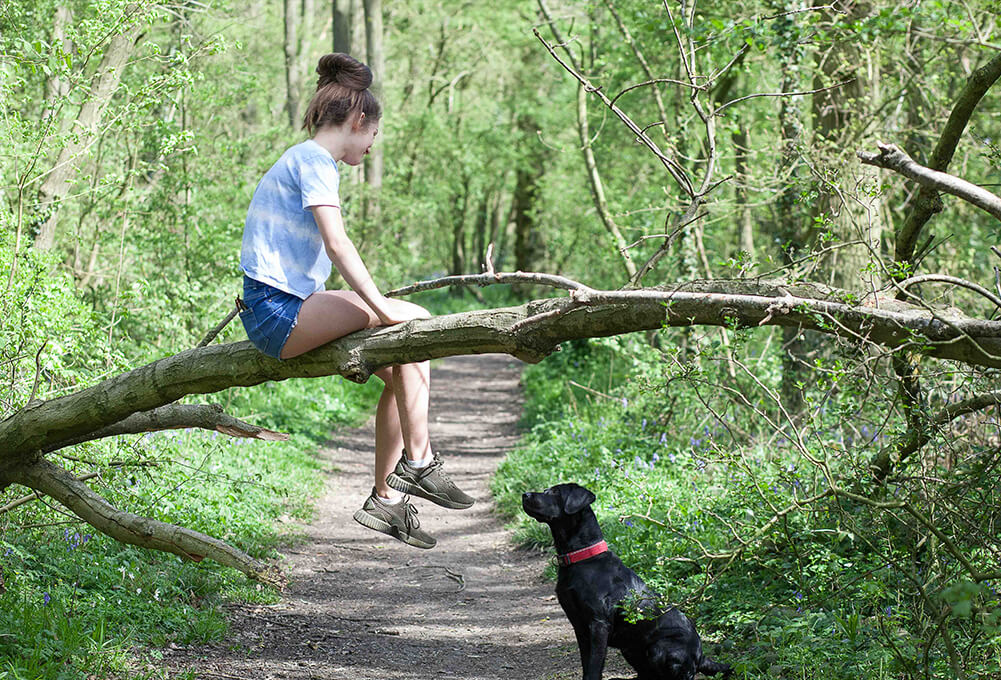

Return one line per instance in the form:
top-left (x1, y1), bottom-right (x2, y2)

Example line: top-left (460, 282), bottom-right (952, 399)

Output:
top-left (523, 483), bottom-right (733, 680)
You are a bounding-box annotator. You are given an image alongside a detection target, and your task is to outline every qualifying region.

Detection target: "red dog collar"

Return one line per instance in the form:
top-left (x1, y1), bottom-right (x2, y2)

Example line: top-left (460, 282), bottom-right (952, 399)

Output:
top-left (557, 540), bottom-right (608, 566)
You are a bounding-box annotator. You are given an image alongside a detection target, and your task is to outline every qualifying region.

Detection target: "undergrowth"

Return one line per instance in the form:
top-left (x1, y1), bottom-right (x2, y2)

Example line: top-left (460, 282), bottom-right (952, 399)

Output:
top-left (493, 332), bottom-right (1001, 679)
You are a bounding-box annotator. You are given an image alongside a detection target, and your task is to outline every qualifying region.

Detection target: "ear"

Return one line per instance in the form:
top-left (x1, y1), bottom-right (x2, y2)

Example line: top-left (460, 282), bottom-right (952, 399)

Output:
top-left (562, 485), bottom-right (596, 515)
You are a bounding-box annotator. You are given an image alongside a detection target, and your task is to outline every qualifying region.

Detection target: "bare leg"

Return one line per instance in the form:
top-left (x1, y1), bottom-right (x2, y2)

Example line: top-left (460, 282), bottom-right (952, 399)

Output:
top-left (373, 367), bottom-right (404, 497)
top-left (281, 290), bottom-right (434, 493)
top-left (393, 362), bottom-right (432, 461)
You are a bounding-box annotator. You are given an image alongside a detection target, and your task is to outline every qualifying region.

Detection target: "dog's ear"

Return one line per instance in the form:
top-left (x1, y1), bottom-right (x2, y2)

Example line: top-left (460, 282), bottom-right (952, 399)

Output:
top-left (562, 485), bottom-right (596, 515)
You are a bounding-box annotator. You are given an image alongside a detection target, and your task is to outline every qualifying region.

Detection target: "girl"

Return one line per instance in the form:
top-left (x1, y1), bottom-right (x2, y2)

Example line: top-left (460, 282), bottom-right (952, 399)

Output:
top-left (238, 53), bottom-right (473, 549)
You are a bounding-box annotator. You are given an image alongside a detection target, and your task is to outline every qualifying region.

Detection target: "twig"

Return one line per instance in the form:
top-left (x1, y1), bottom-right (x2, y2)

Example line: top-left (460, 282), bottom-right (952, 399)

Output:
top-left (385, 271), bottom-right (591, 298)
top-left (622, 211), bottom-right (708, 251)
top-left (0, 472), bottom-right (100, 514)
top-left (27, 339), bottom-right (48, 406)
top-left (197, 298), bottom-right (241, 348)
top-left (896, 273), bottom-right (1001, 311)
top-left (532, 26), bottom-right (694, 197)
top-left (715, 78), bottom-right (855, 116)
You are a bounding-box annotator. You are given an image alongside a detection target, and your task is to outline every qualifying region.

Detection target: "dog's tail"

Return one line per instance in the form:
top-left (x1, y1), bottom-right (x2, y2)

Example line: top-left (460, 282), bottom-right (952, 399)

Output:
top-left (698, 656), bottom-right (733, 678)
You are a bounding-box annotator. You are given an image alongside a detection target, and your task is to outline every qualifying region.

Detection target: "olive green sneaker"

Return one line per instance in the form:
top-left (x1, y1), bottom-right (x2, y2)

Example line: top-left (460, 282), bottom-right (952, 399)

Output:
top-left (386, 451), bottom-right (475, 510)
top-left (352, 488), bottom-right (436, 549)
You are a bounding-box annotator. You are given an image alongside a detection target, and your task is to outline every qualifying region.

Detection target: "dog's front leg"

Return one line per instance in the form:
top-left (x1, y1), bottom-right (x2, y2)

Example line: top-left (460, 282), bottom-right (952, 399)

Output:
top-left (575, 620), bottom-right (610, 680)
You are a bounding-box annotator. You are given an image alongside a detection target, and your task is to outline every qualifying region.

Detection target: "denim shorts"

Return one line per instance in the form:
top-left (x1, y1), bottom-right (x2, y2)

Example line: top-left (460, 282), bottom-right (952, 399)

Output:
top-left (239, 276), bottom-right (304, 359)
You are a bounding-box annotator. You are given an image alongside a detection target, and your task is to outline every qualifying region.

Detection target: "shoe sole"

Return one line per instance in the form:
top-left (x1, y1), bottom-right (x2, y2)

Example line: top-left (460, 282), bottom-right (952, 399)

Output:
top-left (352, 509), bottom-right (436, 549)
top-left (385, 473), bottom-right (475, 510)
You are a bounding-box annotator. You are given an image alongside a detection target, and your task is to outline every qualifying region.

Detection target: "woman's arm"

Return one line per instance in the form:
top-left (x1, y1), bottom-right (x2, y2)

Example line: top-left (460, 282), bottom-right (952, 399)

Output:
top-left (311, 204), bottom-right (418, 325)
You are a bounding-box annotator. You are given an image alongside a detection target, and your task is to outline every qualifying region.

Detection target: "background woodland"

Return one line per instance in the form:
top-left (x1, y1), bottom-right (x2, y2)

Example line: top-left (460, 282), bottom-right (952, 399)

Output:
top-left (2, 0), bottom-right (1001, 677)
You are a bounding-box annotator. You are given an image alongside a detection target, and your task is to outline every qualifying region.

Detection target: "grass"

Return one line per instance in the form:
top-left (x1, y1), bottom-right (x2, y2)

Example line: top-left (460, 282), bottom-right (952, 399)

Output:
top-left (0, 373), bottom-right (380, 679)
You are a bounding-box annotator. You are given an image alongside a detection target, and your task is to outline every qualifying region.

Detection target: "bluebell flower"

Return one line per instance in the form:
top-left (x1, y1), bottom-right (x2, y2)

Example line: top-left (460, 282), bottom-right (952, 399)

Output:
top-left (651, 453), bottom-right (660, 463)
top-left (794, 591), bottom-right (803, 600)
top-left (669, 453), bottom-right (677, 463)
top-left (623, 519), bottom-right (634, 528)
top-left (641, 418), bottom-right (647, 430)
top-left (43, 593), bottom-right (51, 606)
top-left (659, 433), bottom-right (668, 445)
top-left (884, 606), bottom-right (892, 617)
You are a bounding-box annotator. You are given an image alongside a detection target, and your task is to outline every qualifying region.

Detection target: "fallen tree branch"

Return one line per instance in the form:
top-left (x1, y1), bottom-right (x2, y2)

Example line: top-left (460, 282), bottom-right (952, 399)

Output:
top-left (42, 403), bottom-right (289, 454)
top-left (3, 276), bottom-right (1001, 579)
top-left (859, 142), bottom-right (1001, 222)
top-left (6, 277), bottom-right (1001, 478)
top-left (9, 457), bottom-right (281, 583)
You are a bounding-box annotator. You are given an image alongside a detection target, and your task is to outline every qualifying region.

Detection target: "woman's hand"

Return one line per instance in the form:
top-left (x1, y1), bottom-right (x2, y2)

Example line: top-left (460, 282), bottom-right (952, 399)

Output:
top-left (376, 298), bottom-right (431, 326)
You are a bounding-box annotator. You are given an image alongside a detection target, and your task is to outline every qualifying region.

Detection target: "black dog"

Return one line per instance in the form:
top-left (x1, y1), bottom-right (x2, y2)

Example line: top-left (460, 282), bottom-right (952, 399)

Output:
top-left (523, 483), bottom-right (733, 680)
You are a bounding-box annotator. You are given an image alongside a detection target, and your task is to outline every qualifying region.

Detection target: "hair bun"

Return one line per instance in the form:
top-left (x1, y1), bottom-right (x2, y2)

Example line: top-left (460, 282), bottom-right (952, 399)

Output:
top-left (316, 53), bottom-right (373, 92)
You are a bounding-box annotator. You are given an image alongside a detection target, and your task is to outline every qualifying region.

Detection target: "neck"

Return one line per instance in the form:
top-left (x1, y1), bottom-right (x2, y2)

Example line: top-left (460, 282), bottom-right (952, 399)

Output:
top-left (311, 127), bottom-right (348, 162)
top-left (550, 507), bottom-right (604, 554)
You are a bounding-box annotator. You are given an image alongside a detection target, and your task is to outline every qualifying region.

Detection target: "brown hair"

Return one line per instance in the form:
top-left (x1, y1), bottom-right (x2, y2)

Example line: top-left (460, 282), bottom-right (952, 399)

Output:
top-left (302, 53), bottom-right (381, 135)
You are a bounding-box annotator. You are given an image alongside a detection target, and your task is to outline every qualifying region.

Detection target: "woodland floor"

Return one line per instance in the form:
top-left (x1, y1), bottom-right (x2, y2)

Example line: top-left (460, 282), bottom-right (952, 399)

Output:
top-left (166, 353), bottom-right (632, 679)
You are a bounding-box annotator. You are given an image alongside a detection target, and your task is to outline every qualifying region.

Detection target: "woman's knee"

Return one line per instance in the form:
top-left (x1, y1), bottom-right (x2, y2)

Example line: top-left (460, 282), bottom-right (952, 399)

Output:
top-left (375, 366), bottom-right (395, 385)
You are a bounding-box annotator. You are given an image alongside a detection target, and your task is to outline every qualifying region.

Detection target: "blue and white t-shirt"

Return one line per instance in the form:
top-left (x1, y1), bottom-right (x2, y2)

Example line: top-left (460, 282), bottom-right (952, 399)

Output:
top-left (240, 139), bottom-right (340, 299)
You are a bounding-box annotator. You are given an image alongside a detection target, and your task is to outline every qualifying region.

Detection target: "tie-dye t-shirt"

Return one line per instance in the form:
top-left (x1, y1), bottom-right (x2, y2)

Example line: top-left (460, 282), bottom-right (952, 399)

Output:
top-left (240, 139), bottom-right (341, 299)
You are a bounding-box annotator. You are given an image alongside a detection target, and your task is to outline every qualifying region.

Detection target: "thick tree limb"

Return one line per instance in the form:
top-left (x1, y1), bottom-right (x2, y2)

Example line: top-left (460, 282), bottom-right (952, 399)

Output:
top-left (6, 280), bottom-right (1001, 481)
top-left (859, 142), bottom-right (1001, 222)
top-left (8, 458), bottom-right (279, 583)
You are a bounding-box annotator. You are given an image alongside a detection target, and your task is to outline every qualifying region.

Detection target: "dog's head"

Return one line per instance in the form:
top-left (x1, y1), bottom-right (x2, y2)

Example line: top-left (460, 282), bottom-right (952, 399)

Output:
top-left (522, 483), bottom-right (596, 524)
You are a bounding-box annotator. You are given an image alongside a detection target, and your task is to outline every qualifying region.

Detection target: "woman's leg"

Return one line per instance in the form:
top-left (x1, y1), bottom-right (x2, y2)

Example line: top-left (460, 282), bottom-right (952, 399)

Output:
top-left (283, 290), bottom-right (434, 490)
top-left (373, 367), bottom-right (403, 496)
top-left (280, 290), bottom-right (377, 359)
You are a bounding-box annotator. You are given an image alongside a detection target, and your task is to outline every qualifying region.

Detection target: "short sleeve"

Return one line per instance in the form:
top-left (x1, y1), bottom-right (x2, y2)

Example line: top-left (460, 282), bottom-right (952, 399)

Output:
top-left (299, 153), bottom-right (341, 210)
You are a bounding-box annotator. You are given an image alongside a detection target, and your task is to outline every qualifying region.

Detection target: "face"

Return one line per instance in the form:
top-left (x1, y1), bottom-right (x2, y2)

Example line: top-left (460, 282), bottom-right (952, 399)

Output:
top-left (341, 115), bottom-right (379, 166)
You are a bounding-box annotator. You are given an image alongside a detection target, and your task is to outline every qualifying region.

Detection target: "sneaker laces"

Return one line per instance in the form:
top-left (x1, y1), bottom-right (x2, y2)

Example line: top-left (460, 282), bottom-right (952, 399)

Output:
top-left (402, 498), bottom-right (421, 531)
top-left (424, 451), bottom-right (452, 483)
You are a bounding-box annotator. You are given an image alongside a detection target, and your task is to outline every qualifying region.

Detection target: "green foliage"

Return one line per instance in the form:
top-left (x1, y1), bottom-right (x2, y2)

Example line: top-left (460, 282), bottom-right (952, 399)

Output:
top-left (495, 334), bottom-right (1001, 678)
top-left (3, 0), bottom-right (1001, 677)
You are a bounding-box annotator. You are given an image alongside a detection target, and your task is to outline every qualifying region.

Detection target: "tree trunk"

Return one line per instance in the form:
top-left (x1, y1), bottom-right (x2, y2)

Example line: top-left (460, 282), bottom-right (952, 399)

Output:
top-left (34, 15), bottom-right (143, 251)
top-left (577, 82), bottom-right (636, 281)
top-left (810, 1), bottom-right (881, 289)
top-left (732, 120), bottom-right (755, 262)
top-left (332, 0), bottom-right (353, 54)
top-left (41, 6), bottom-right (73, 125)
top-left (284, 0), bottom-right (302, 129)
top-left (362, 0), bottom-right (384, 191)
top-left (774, 6), bottom-right (808, 413)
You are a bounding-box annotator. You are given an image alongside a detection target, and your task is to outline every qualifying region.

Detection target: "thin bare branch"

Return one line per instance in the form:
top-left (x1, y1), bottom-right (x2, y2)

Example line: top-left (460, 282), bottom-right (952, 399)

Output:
top-left (715, 78), bottom-right (856, 116)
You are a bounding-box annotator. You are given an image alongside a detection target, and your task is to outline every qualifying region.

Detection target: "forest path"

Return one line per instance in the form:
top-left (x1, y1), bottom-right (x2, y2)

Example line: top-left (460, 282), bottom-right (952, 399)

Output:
top-left (168, 354), bottom-right (626, 680)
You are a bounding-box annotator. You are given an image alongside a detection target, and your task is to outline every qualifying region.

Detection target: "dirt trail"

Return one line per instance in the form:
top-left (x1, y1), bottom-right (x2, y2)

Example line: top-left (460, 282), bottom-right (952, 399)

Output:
top-left (168, 354), bottom-right (628, 680)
